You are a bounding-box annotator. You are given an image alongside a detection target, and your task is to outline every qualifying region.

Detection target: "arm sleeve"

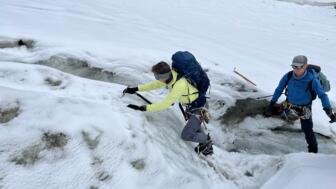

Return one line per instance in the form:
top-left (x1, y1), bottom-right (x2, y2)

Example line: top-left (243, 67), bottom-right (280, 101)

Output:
top-left (138, 80), bottom-right (165, 92)
top-left (271, 74), bottom-right (289, 103)
top-left (146, 81), bottom-right (185, 112)
top-left (311, 78), bottom-right (331, 109)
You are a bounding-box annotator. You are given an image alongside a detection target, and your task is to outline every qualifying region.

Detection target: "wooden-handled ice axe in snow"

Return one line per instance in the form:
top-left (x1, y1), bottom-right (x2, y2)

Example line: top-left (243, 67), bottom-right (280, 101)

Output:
top-left (233, 67), bottom-right (257, 86)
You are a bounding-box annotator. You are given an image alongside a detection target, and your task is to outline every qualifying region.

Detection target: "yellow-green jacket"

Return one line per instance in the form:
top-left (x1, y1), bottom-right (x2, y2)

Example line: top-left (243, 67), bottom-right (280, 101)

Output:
top-left (138, 70), bottom-right (199, 112)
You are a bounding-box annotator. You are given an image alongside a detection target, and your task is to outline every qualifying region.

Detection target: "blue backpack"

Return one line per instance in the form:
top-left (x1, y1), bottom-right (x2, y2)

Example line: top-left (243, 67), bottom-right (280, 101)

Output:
top-left (171, 51), bottom-right (210, 108)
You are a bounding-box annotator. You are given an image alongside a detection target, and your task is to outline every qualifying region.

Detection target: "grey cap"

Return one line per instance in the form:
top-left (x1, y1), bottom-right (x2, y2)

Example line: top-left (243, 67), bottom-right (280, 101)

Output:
top-left (291, 55), bottom-right (308, 67)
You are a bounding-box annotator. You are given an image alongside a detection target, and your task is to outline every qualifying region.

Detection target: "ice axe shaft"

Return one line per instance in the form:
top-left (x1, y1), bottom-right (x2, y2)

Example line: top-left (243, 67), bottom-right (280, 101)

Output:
top-left (256, 94), bottom-right (273, 100)
top-left (135, 92), bottom-right (152, 104)
top-left (233, 67), bottom-right (257, 86)
top-left (255, 93), bottom-right (285, 100)
top-left (130, 92), bottom-right (187, 122)
top-left (179, 103), bottom-right (188, 121)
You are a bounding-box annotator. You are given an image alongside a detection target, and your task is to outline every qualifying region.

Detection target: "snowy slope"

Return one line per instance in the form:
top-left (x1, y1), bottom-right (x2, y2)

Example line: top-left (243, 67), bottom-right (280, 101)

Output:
top-left (1, 0), bottom-right (336, 188)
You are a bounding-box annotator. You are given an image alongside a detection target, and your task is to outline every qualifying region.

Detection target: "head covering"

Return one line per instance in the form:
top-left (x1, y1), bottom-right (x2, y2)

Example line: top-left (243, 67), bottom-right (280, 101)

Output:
top-left (291, 55), bottom-right (307, 67)
top-left (154, 72), bottom-right (172, 80)
top-left (152, 61), bottom-right (172, 81)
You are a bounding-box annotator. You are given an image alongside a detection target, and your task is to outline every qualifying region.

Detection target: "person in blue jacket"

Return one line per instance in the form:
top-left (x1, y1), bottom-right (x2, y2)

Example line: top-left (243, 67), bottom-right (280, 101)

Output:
top-left (266, 55), bottom-right (336, 153)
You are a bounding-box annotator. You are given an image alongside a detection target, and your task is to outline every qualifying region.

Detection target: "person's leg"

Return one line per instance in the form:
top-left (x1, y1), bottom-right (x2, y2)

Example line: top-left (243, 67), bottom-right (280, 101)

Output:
top-left (300, 117), bottom-right (318, 153)
top-left (181, 114), bottom-right (213, 155)
top-left (181, 114), bottom-right (207, 143)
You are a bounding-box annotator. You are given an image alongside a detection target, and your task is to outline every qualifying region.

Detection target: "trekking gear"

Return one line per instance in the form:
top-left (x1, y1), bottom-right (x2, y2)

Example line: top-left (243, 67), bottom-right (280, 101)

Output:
top-left (127, 104), bottom-right (146, 111)
top-left (152, 61), bottom-right (171, 75)
top-left (264, 101), bottom-right (276, 117)
top-left (195, 144), bottom-right (213, 156)
top-left (154, 72), bottom-right (172, 81)
top-left (292, 65), bottom-right (304, 70)
top-left (281, 108), bottom-right (300, 121)
top-left (135, 93), bottom-right (152, 104)
top-left (200, 108), bottom-right (211, 124)
top-left (233, 67), bottom-right (257, 86)
top-left (123, 87), bottom-right (138, 94)
top-left (291, 55), bottom-right (308, 67)
top-left (194, 134), bottom-right (213, 156)
top-left (171, 51), bottom-right (210, 108)
top-left (324, 108), bottom-right (336, 123)
top-left (328, 114), bottom-right (336, 123)
top-left (179, 103), bottom-right (188, 121)
top-left (284, 64), bottom-right (330, 100)
top-left (256, 94), bottom-right (274, 100)
top-left (281, 101), bottom-right (311, 120)
top-left (186, 106), bottom-right (211, 125)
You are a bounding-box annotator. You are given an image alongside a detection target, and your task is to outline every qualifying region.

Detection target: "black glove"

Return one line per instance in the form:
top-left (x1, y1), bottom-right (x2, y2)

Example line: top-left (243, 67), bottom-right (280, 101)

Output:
top-left (123, 87), bottom-right (138, 94)
top-left (264, 101), bottom-right (275, 117)
top-left (324, 108), bottom-right (336, 123)
top-left (127, 104), bottom-right (146, 111)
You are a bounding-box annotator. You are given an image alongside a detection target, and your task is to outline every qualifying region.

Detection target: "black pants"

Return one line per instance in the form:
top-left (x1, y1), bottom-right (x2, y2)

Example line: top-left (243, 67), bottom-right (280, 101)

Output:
top-left (300, 117), bottom-right (318, 153)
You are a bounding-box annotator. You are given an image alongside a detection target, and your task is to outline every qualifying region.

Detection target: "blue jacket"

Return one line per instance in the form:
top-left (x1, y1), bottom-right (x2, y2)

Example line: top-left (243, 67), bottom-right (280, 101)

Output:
top-left (271, 70), bottom-right (331, 108)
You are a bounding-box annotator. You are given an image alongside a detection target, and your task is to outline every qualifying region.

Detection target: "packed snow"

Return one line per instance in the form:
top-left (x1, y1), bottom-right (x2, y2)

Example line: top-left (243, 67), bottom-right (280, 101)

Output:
top-left (0, 0), bottom-right (336, 189)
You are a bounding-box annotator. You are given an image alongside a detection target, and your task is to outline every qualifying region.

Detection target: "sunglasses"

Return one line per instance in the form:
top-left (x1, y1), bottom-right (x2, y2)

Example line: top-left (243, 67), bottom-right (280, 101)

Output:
top-left (292, 65), bottom-right (304, 70)
top-left (154, 72), bottom-right (171, 80)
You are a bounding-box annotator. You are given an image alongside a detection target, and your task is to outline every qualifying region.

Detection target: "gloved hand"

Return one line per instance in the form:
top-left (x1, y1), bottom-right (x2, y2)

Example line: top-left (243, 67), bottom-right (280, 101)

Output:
top-left (123, 87), bottom-right (138, 94)
top-left (264, 101), bottom-right (276, 117)
top-left (324, 108), bottom-right (336, 123)
top-left (127, 104), bottom-right (146, 111)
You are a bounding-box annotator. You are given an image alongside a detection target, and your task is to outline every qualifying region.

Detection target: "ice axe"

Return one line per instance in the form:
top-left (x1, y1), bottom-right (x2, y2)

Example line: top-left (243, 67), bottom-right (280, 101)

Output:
top-left (134, 92), bottom-right (152, 104)
top-left (233, 67), bottom-right (257, 86)
top-left (123, 90), bottom-right (187, 121)
top-left (255, 93), bottom-right (285, 100)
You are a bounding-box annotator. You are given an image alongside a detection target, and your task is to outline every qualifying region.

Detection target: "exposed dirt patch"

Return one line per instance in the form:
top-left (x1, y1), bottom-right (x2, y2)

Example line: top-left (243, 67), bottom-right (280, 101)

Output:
top-left (0, 39), bottom-right (35, 49)
top-left (11, 144), bottom-right (42, 165)
top-left (81, 131), bottom-right (102, 150)
top-left (35, 56), bottom-right (115, 82)
top-left (221, 98), bottom-right (269, 124)
top-left (44, 77), bottom-right (63, 87)
top-left (42, 132), bottom-right (68, 149)
top-left (11, 131), bottom-right (68, 165)
top-left (97, 171), bottom-right (110, 181)
top-left (0, 106), bottom-right (20, 123)
top-left (130, 159), bottom-right (146, 170)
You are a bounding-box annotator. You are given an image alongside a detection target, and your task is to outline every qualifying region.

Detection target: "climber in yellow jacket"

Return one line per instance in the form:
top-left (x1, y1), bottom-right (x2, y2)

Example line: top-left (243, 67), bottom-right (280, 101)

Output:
top-left (123, 61), bottom-right (213, 156)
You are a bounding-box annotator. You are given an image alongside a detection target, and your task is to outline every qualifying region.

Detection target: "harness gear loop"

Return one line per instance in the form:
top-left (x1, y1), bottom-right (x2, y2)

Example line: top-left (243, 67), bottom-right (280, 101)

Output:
top-left (281, 101), bottom-right (311, 120)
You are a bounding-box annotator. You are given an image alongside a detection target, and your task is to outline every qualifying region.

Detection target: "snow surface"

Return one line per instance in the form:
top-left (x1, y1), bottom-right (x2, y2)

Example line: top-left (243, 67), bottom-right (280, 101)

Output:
top-left (0, 0), bottom-right (336, 188)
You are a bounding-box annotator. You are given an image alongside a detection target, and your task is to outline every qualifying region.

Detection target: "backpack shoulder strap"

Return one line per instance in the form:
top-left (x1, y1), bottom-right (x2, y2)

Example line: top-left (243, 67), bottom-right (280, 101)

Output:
top-left (284, 71), bottom-right (293, 97)
top-left (286, 71), bottom-right (293, 85)
top-left (306, 70), bottom-right (317, 100)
